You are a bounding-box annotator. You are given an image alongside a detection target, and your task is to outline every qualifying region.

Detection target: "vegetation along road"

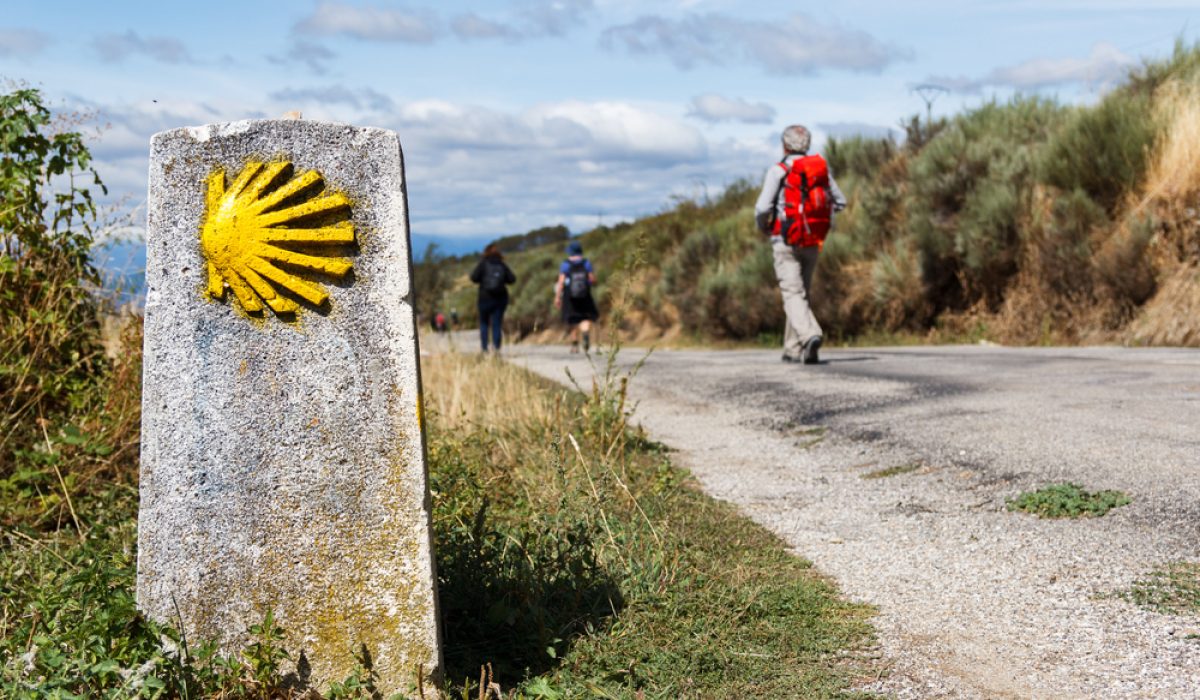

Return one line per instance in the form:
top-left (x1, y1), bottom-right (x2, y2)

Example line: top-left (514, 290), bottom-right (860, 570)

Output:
top-left (511, 343), bottom-right (1200, 699)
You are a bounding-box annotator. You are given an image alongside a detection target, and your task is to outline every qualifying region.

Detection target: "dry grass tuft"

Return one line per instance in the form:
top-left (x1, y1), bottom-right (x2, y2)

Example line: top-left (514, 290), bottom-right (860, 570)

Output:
top-left (1141, 80), bottom-right (1200, 206)
top-left (1127, 265), bottom-right (1200, 346)
top-left (422, 350), bottom-right (561, 434)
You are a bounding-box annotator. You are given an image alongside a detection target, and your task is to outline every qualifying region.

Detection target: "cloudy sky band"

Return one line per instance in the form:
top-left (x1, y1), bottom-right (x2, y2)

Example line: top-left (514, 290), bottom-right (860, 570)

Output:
top-left (0, 1), bottom-right (1193, 247)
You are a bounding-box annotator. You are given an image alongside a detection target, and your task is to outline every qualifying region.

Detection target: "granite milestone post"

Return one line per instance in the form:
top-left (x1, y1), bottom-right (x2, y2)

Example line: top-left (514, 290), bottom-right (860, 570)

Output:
top-left (138, 120), bottom-right (442, 694)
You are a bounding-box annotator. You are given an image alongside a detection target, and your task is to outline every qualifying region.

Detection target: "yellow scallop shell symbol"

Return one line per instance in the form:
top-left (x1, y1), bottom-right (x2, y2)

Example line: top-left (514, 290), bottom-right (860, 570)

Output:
top-left (200, 161), bottom-right (354, 316)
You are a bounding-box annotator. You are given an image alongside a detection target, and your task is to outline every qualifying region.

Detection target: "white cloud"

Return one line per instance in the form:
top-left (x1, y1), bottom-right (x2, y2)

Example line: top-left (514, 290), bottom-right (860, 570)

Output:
top-left (451, 13), bottom-right (520, 40)
top-left (527, 101), bottom-right (707, 161)
top-left (451, 0), bottom-right (595, 41)
top-left (267, 39), bottom-right (337, 75)
top-left (988, 42), bottom-right (1135, 90)
top-left (687, 94), bottom-right (775, 124)
top-left (70, 93), bottom-right (765, 242)
top-left (295, 2), bottom-right (439, 43)
top-left (927, 42), bottom-right (1137, 94)
top-left (271, 85), bottom-right (395, 111)
top-left (374, 98), bottom-right (750, 236)
top-left (92, 31), bottom-right (195, 64)
top-left (0, 28), bottom-right (50, 57)
top-left (518, 0), bottom-right (595, 36)
top-left (601, 12), bottom-right (911, 74)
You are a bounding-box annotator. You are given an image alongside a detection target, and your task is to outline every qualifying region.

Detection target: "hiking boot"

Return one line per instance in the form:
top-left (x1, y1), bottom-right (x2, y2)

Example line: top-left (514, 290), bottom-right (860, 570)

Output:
top-left (802, 336), bottom-right (822, 365)
top-left (781, 353), bottom-right (802, 364)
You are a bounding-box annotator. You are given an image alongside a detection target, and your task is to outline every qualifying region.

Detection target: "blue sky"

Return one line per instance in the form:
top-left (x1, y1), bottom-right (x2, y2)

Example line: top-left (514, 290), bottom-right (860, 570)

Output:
top-left (1, 1), bottom-right (1196, 255)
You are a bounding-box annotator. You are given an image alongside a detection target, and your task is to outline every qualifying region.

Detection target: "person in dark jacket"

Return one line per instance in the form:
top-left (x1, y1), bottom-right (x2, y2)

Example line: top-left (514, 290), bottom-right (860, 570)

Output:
top-left (469, 243), bottom-right (517, 352)
top-left (553, 240), bottom-right (599, 353)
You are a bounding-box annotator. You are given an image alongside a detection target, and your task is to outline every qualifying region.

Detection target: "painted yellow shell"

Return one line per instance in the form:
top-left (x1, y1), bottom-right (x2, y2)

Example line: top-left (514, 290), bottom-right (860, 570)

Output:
top-left (200, 161), bottom-right (354, 316)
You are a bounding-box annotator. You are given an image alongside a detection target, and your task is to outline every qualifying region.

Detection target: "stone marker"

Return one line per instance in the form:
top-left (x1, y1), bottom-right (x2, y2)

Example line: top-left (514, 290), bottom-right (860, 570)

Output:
top-left (138, 120), bottom-right (442, 694)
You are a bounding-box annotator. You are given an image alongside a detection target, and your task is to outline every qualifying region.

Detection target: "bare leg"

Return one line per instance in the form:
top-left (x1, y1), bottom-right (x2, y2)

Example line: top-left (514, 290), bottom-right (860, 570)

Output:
top-left (579, 320), bottom-right (592, 353)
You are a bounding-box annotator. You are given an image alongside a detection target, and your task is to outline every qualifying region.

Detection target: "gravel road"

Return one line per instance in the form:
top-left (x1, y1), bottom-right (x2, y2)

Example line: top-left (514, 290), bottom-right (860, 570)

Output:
top-left (503, 342), bottom-right (1200, 699)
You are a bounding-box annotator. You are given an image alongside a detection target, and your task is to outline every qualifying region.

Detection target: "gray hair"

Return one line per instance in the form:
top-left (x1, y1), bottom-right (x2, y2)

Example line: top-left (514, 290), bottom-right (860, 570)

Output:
top-left (781, 124), bottom-right (811, 154)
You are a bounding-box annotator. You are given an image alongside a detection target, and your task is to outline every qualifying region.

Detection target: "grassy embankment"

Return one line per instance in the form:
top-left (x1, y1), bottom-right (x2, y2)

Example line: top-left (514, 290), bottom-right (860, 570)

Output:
top-left (425, 350), bottom-right (877, 697)
top-left (1, 88), bottom-right (876, 697)
top-left (424, 41), bottom-right (1200, 348)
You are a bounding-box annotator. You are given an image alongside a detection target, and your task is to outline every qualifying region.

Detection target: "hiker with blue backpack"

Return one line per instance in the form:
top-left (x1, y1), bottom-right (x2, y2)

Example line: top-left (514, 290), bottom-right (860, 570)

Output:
top-left (554, 240), bottom-right (599, 354)
top-left (470, 243), bottom-right (517, 353)
top-left (755, 124), bottom-right (847, 365)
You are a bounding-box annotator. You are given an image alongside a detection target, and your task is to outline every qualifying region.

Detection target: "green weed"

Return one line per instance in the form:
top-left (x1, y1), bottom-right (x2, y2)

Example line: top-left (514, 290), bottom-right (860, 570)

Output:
top-left (1006, 483), bottom-right (1131, 519)
top-left (1122, 561), bottom-right (1200, 615)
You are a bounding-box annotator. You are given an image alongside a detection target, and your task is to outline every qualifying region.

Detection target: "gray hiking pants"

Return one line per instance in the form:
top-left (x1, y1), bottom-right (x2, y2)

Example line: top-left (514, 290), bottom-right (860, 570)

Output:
top-left (772, 238), bottom-right (822, 358)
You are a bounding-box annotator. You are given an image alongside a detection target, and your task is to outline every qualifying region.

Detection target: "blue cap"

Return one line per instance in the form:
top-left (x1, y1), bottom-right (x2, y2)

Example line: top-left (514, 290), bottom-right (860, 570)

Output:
top-left (566, 241), bottom-right (583, 255)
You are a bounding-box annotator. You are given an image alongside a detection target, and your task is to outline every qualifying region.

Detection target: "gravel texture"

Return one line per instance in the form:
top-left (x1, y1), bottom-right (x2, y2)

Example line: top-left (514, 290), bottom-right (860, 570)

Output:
top-left (510, 342), bottom-right (1200, 699)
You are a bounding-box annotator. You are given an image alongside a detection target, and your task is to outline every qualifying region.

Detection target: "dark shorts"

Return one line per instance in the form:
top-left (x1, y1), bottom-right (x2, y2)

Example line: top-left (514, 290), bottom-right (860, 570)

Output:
top-left (562, 293), bottom-right (599, 325)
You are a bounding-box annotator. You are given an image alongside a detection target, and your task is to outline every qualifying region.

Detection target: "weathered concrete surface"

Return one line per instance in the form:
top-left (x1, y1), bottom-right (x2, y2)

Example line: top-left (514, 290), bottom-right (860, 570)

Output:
top-left (139, 120), bottom-right (441, 694)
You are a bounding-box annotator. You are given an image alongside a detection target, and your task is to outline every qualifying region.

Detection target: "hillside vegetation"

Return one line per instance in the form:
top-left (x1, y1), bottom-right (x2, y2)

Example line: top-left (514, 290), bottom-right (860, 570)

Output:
top-left (426, 41), bottom-right (1200, 347)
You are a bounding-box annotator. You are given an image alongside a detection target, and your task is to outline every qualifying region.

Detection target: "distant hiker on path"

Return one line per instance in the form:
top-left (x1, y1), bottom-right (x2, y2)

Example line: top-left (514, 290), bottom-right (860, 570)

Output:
top-left (470, 243), bottom-right (517, 352)
top-left (755, 124), bottom-right (846, 365)
top-left (554, 240), bottom-right (599, 354)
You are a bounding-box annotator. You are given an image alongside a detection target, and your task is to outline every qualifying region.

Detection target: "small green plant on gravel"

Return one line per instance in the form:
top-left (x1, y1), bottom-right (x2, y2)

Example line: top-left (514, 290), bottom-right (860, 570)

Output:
top-left (1122, 562), bottom-right (1200, 616)
top-left (1006, 482), bottom-right (1131, 518)
top-left (862, 462), bottom-right (922, 479)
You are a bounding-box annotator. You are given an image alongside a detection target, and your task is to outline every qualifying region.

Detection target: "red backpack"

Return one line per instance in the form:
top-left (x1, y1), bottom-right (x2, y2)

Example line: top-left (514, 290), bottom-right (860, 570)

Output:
top-left (774, 154), bottom-right (833, 248)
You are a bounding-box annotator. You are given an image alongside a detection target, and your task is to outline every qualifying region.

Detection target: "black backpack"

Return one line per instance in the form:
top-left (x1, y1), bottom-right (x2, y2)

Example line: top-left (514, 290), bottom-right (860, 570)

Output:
top-left (481, 259), bottom-right (507, 294)
top-left (567, 260), bottom-right (590, 299)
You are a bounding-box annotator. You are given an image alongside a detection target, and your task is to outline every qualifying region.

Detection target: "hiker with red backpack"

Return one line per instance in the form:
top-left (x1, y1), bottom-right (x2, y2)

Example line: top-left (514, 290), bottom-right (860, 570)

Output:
top-left (470, 243), bottom-right (517, 352)
top-left (554, 240), bottom-right (599, 353)
top-left (755, 124), bottom-right (846, 365)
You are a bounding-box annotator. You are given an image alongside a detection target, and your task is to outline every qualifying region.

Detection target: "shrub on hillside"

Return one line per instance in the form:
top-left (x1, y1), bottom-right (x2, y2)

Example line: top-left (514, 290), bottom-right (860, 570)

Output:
top-left (695, 246), bottom-right (782, 338)
top-left (826, 134), bottom-right (898, 180)
top-left (1025, 187), bottom-right (1107, 298)
top-left (905, 97), bottom-right (1066, 314)
top-left (1040, 90), bottom-right (1159, 213)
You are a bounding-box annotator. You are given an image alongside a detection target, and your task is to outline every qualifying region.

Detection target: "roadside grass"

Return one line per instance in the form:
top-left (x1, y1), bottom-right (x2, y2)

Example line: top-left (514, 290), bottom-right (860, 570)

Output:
top-left (2, 335), bottom-right (877, 698)
top-left (861, 463), bottom-right (922, 480)
top-left (1006, 483), bottom-right (1131, 519)
top-left (423, 350), bottom-right (878, 698)
top-left (1122, 562), bottom-right (1200, 616)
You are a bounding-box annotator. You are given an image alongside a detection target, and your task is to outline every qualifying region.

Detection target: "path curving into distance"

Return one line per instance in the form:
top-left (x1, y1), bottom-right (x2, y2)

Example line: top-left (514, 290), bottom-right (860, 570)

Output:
top-left (508, 343), bottom-right (1200, 699)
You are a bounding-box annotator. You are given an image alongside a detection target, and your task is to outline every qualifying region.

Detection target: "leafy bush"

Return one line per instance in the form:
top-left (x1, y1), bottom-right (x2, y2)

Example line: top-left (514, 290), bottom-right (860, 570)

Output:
top-left (694, 245), bottom-right (782, 338)
top-left (826, 134), bottom-right (898, 180)
top-left (1, 88), bottom-right (109, 479)
top-left (1040, 90), bottom-right (1159, 213)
